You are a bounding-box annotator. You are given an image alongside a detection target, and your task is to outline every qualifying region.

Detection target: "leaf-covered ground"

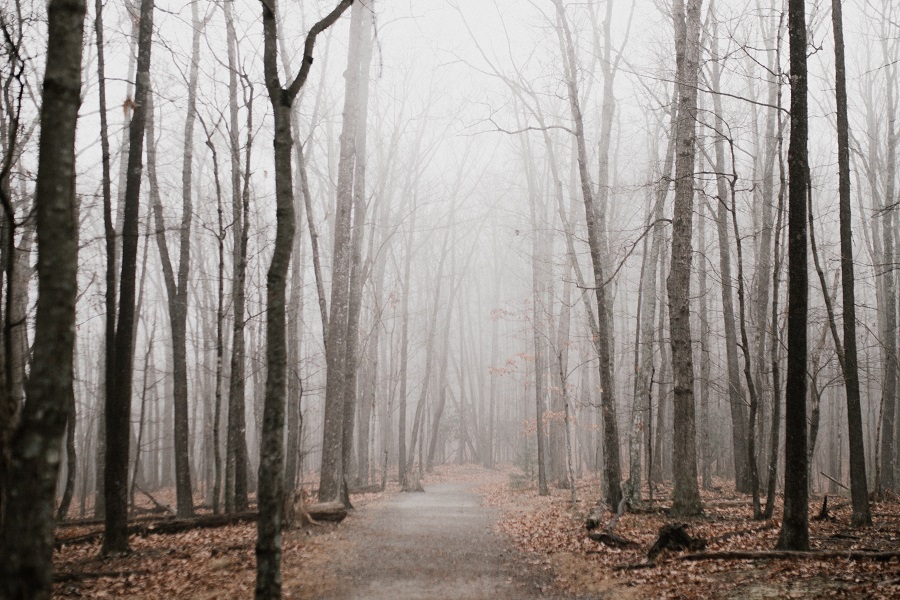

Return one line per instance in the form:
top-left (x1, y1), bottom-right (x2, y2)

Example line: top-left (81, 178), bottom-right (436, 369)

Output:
top-left (52, 467), bottom-right (900, 598)
top-left (479, 473), bottom-right (900, 599)
top-left (53, 487), bottom-right (391, 599)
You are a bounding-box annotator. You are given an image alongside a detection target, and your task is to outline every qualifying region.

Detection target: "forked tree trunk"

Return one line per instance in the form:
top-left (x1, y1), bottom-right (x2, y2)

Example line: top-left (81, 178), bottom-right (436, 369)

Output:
top-left (258, 2), bottom-right (353, 596)
top-left (147, 2), bottom-right (200, 517)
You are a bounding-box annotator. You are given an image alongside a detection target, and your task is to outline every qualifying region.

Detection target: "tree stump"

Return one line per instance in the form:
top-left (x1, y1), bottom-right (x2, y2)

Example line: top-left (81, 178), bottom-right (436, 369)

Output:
top-left (647, 523), bottom-right (706, 562)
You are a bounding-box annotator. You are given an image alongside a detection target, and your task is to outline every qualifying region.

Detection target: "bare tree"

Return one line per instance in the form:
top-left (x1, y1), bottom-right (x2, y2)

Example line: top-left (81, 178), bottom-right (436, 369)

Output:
top-left (0, 0), bottom-right (85, 594)
top-left (103, 0), bottom-right (154, 555)
top-left (667, 0), bottom-right (703, 517)
top-left (258, 0), bottom-right (353, 596)
top-left (777, 0), bottom-right (811, 551)
top-left (831, 0), bottom-right (871, 526)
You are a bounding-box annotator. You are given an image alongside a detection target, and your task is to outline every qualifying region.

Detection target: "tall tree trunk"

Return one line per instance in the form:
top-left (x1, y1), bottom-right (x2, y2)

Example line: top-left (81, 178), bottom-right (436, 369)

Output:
top-left (764, 116), bottom-right (786, 519)
top-left (258, 4), bottom-right (353, 595)
top-left (224, 0), bottom-right (250, 513)
top-left (396, 204), bottom-right (415, 489)
top-left (103, 0), bottom-right (154, 555)
top-left (708, 12), bottom-right (751, 492)
top-left (553, 0), bottom-right (622, 509)
top-left (0, 0), bottom-right (84, 593)
top-left (147, 1), bottom-right (200, 514)
top-left (878, 34), bottom-right (898, 493)
top-left (95, 0), bottom-right (114, 521)
top-left (667, 0), bottom-right (703, 517)
top-left (831, 0), bottom-right (871, 525)
top-left (340, 2), bottom-right (374, 495)
top-left (697, 198), bottom-right (711, 491)
top-left (207, 133), bottom-right (226, 514)
top-left (776, 0), bottom-right (810, 551)
top-left (320, 0), bottom-right (364, 503)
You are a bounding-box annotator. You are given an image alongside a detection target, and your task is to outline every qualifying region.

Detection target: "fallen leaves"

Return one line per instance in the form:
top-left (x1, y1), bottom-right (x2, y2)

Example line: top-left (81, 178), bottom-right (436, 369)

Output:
top-left (479, 470), bottom-right (900, 599)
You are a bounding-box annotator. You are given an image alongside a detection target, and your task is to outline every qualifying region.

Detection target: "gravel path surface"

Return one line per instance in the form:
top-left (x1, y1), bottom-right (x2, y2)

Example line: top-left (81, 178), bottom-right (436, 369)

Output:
top-left (294, 480), bottom-right (560, 599)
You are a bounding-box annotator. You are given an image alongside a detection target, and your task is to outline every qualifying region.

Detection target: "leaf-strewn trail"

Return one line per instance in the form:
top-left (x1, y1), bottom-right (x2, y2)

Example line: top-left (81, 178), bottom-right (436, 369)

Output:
top-left (53, 466), bottom-right (900, 598)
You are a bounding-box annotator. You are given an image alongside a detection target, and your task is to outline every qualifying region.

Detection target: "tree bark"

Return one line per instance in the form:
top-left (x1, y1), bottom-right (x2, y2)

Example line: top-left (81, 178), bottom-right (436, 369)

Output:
top-left (831, 0), bottom-right (871, 525)
top-left (258, 2), bottom-right (353, 596)
top-left (777, 0), bottom-right (810, 551)
top-left (707, 7), bottom-right (751, 493)
top-left (553, 0), bottom-right (622, 509)
top-left (667, 0), bottom-right (703, 517)
top-left (319, 0), bottom-right (365, 503)
top-left (103, 0), bottom-right (154, 555)
top-left (0, 0), bottom-right (84, 594)
top-left (147, 4), bottom-right (199, 513)
top-left (224, 0), bottom-right (250, 513)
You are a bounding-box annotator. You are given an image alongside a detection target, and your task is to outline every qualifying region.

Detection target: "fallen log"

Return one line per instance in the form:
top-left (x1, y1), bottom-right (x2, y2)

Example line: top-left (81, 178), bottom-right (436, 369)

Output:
top-left (57, 513), bottom-right (174, 528)
top-left (54, 512), bottom-right (257, 548)
top-left (680, 550), bottom-right (900, 562)
top-left (588, 531), bottom-right (638, 548)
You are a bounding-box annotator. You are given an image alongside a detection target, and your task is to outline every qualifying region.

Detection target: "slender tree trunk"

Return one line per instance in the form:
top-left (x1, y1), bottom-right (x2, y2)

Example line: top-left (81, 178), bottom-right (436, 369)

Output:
top-left (764, 123), bottom-right (786, 519)
top-left (878, 39), bottom-right (898, 493)
top-left (225, 0), bottom-right (250, 513)
top-left (667, 0), bottom-right (703, 517)
top-left (147, 13), bottom-right (198, 513)
top-left (258, 4), bottom-right (353, 595)
top-left (95, 0), bottom-right (114, 521)
top-left (396, 205), bottom-right (415, 489)
top-left (205, 132), bottom-right (226, 514)
top-left (553, 0), bottom-right (622, 508)
top-left (0, 0), bottom-right (84, 593)
top-left (776, 0), bottom-right (810, 550)
top-left (831, 0), bottom-right (871, 525)
top-left (103, 0), bottom-right (154, 555)
top-left (697, 197), bottom-right (711, 491)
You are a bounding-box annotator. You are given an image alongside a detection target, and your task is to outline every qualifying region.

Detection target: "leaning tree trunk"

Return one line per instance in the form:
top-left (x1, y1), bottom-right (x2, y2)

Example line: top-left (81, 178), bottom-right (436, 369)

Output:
top-left (0, 0), bottom-right (85, 595)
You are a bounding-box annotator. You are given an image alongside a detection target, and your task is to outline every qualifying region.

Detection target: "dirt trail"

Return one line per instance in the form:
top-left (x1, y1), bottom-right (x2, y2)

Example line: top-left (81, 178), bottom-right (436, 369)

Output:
top-left (286, 480), bottom-right (560, 599)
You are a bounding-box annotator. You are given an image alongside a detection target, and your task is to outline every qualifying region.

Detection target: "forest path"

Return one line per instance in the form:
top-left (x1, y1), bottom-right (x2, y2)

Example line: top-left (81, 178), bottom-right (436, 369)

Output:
top-left (285, 480), bottom-right (561, 599)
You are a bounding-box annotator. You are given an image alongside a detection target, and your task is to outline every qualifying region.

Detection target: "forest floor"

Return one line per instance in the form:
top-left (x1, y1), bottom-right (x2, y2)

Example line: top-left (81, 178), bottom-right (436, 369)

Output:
top-left (53, 466), bottom-right (900, 598)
